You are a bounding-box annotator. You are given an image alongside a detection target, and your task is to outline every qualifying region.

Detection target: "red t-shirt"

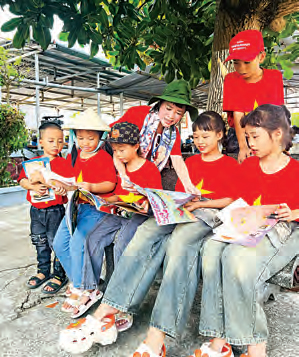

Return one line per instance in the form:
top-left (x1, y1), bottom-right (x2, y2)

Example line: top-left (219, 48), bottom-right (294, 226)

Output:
top-left (175, 154), bottom-right (240, 199)
top-left (113, 159), bottom-right (162, 199)
top-left (18, 156), bottom-right (74, 209)
top-left (238, 156), bottom-right (299, 211)
top-left (223, 69), bottom-right (284, 127)
top-left (111, 106), bottom-right (182, 156)
top-left (68, 149), bottom-right (117, 197)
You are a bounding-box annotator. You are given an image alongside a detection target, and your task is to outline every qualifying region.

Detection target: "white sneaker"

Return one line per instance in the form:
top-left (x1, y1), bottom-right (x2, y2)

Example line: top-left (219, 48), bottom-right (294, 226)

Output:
top-left (189, 342), bottom-right (234, 357)
top-left (59, 314), bottom-right (118, 354)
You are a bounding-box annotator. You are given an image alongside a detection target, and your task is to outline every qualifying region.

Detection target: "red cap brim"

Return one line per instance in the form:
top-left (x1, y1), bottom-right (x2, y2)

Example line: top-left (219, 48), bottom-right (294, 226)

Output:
top-left (224, 51), bottom-right (260, 63)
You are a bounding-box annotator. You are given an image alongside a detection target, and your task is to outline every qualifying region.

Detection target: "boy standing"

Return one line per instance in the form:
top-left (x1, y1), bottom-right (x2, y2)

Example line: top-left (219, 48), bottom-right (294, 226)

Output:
top-left (223, 29), bottom-right (284, 163)
top-left (18, 122), bottom-right (74, 294)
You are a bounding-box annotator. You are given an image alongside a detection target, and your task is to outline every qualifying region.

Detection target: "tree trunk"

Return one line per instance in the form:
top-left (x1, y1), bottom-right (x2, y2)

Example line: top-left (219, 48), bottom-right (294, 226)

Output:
top-left (206, 0), bottom-right (299, 113)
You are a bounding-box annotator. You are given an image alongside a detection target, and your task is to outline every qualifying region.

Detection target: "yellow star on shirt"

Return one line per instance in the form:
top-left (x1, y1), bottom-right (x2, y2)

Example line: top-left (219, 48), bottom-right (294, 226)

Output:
top-left (118, 192), bottom-right (144, 203)
top-left (254, 195), bottom-right (262, 206)
top-left (196, 179), bottom-right (213, 195)
top-left (77, 171), bottom-right (83, 183)
top-left (245, 100), bottom-right (259, 115)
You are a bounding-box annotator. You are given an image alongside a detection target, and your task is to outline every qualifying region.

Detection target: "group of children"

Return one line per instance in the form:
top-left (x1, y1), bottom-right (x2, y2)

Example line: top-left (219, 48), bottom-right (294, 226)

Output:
top-left (18, 29), bottom-right (298, 357)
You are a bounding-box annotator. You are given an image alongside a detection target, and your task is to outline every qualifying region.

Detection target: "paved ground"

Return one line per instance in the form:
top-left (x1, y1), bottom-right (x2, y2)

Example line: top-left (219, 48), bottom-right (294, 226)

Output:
top-left (0, 195), bottom-right (298, 357)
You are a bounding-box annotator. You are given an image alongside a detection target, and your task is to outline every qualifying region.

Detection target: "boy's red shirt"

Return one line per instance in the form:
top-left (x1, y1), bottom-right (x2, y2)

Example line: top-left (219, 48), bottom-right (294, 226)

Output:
top-left (113, 159), bottom-right (162, 197)
top-left (223, 69), bottom-right (284, 127)
top-left (239, 156), bottom-right (299, 212)
top-left (67, 149), bottom-right (117, 197)
top-left (18, 156), bottom-right (74, 209)
top-left (175, 154), bottom-right (240, 200)
top-left (110, 106), bottom-right (182, 156)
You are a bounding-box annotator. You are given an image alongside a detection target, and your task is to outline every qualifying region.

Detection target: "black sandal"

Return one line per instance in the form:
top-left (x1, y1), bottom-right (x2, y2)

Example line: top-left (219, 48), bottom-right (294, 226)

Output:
top-left (42, 276), bottom-right (68, 295)
top-left (27, 275), bottom-right (50, 289)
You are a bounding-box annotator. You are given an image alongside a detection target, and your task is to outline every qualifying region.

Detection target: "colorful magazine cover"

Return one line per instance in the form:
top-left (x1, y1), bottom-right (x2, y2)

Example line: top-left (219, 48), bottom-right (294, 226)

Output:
top-left (212, 198), bottom-right (278, 247)
top-left (22, 157), bottom-right (56, 203)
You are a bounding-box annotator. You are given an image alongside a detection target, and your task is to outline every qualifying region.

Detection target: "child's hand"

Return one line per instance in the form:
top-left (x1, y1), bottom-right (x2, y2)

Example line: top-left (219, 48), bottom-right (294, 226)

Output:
top-left (183, 182), bottom-right (201, 196)
top-left (76, 182), bottom-right (92, 191)
top-left (32, 183), bottom-right (48, 196)
top-left (139, 200), bottom-right (149, 214)
top-left (275, 203), bottom-right (293, 222)
top-left (53, 186), bottom-right (67, 196)
top-left (184, 200), bottom-right (202, 212)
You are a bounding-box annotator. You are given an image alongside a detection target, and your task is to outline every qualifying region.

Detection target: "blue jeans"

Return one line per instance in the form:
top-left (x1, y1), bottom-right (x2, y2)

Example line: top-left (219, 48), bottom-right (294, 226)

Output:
top-left (102, 217), bottom-right (211, 338)
top-left (53, 204), bottom-right (105, 288)
top-left (82, 214), bottom-right (148, 290)
top-left (199, 222), bottom-right (299, 345)
top-left (30, 205), bottom-right (65, 278)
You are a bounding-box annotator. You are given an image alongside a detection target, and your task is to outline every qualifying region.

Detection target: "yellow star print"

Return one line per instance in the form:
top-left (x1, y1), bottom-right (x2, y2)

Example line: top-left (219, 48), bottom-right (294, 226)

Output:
top-left (196, 179), bottom-right (213, 195)
top-left (254, 195), bottom-right (262, 206)
top-left (77, 171), bottom-right (83, 183)
top-left (118, 192), bottom-right (144, 203)
top-left (245, 100), bottom-right (259, 115)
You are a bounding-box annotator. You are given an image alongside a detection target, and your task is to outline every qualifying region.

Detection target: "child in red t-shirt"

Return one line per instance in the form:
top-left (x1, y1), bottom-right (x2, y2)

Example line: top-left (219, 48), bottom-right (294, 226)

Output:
top-left (53, 109), bottom-right (117, 311)
top-left (71, 122), bottom-right (162, 319)
top-left (18, 122), bottom-right (74, 293)
top-left (223, 29), bottom-right (284, 163)
top-left (58, 112), bottom-right (239, 355)
top-left (196, 104), bottom-right (298, 357)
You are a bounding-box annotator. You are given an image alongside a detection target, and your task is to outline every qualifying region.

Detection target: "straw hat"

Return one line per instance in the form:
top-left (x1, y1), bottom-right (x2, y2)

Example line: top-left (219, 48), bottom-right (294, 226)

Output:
top-left (62, 108), bottom-right (111, 132)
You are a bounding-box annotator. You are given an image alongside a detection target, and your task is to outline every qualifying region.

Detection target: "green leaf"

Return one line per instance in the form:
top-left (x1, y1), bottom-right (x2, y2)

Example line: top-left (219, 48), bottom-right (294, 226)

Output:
top-left (13, 24), bottom-right (29, 48)
top-left (34, 25), bottom-right (51, 50)
top-left (90, 31), bottom-right (102, 44)
top-left (1, 17), bottom-right (23, 32)
top-left (58, 32), bottom-right (69, 42)
top-left (150, 64), bottom-right (161, 74)
top-left (283, 67), bottom-right (293, 80)
top-left (98, 7), bottom-right (109, 28)
top-left (90, 42), bottom-right (99, 58)
top-left (68, 29), bottom-right (78, 48)
top-left (77, 28), bottom-right (88, 45)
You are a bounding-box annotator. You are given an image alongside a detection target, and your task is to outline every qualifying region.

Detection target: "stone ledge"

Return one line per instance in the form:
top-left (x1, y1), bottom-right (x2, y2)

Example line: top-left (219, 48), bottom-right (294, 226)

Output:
top-left (0, 185), bottom-right (25, 195)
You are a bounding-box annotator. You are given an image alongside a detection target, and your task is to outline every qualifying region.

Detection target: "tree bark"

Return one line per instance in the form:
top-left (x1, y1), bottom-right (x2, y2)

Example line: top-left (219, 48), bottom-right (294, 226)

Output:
top-left (206, 0), bottom-right (299, 113)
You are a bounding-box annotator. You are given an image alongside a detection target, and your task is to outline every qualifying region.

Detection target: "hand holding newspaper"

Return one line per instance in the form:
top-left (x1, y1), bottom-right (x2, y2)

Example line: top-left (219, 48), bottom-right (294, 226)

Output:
top-left (212, 198), bottom-right (278, 247)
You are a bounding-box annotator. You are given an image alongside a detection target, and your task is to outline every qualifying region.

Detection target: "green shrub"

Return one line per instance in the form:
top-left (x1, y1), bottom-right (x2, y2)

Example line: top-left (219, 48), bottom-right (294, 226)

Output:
top-left (0, 104), bottom-right (28, 187)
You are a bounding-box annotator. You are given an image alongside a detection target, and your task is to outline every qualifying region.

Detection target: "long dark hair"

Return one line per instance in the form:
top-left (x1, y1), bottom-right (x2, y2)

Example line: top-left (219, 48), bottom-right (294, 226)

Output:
top-left (240, 104), bottom-right (293, 151)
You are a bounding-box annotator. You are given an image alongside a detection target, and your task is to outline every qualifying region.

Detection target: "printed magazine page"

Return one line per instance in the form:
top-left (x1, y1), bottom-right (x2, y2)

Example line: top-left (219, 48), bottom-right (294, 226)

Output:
top-left (212, 198), bottom-right (278, 247)
top-left (22, 157), bottom-right (56, 203)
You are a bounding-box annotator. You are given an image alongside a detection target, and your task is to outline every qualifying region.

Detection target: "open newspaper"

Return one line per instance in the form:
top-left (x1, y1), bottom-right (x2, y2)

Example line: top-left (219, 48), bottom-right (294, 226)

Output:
top-left (212, 198), bottom-right (278, 247)
top-left (65, 182), bottom-right (199, 234)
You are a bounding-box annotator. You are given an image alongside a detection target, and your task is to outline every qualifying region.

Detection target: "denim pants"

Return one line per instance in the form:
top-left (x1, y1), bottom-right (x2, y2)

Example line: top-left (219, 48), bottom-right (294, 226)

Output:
top-left (30, 204), bottom-right (65, 278)
top-left (102, 216), bottom-right (211, 338)
top-left (82, 213), bottom-right (148, 290)
top-left (199, 222), bottom-right (299, 345)
top-left (53, 204), bottom-right (105, 288)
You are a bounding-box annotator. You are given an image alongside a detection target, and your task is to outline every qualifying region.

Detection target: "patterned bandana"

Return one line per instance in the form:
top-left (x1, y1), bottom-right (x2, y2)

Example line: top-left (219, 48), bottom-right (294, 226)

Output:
top-left (139, 110), bottom-right (176, 171)
top-left (108, 122), bottom-right (140, 144)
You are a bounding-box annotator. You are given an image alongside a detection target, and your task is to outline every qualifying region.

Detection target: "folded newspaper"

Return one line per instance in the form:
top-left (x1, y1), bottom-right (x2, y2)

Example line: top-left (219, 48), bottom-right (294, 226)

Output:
top-left (212, 198), bottom-right (278, 247)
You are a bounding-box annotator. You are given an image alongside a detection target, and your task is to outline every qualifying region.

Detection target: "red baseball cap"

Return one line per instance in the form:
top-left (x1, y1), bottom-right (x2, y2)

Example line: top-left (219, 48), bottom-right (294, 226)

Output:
top-left (224, 30), bottom-right (265, 62)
